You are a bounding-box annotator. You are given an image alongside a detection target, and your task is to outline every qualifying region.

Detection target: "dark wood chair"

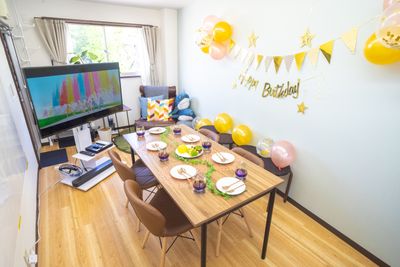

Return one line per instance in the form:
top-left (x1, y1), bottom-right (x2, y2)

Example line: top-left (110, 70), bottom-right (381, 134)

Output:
top-left (135, 85), bottom-right (177, 130)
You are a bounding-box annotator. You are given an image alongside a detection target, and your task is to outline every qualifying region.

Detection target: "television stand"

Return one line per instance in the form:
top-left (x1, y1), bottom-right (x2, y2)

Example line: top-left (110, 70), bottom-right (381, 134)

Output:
top-left (60, 126), bottom-right (116, 191)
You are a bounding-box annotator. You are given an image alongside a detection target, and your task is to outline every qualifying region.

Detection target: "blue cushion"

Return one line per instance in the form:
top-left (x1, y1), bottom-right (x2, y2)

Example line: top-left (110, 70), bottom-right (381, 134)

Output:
top-left (139, 95), bottom-right (163, 119)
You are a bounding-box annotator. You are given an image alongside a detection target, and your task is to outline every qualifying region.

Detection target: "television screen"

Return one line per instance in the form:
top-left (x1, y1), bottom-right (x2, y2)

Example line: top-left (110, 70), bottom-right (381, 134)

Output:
top-left (23, 63), bottom-right (123, 137)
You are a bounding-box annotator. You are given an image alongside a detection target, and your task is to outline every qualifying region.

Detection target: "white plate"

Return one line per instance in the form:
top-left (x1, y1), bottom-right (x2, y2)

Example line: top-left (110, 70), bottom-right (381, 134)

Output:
top-left (146, 141), bottom-right (167, 151)
top-left (148, 127), bottom-right (166, 135)
top-left (175, 146), bottom-right (204, 159)
top-left (181, 134), bottom-right (201, 143)
top-left (216, 177), bottom-right (246, 196)
top-left (211, 152), bottom-right (235, 164)
top-left (170, 165), bottom-right (197, 180)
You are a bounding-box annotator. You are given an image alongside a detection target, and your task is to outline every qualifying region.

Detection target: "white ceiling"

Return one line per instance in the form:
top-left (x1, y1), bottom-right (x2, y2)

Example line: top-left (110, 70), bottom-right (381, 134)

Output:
top-left (81, 0), bottom-right (194, 9)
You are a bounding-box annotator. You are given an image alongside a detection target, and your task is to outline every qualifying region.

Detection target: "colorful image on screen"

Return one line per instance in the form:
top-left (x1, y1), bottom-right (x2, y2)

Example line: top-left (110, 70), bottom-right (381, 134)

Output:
top-left (27, 69), bottom-right (122, 129)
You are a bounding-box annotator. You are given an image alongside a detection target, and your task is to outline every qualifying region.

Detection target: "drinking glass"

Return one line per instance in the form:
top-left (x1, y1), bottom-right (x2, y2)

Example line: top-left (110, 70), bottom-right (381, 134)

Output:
top-left (202, 138), bottom-right (212, 153)
top-left (137, 126), bottom-right (145, 138)
top-left (158, 148), bottom-right (169, 162)
top-left (235, 161), bottom-right (248, 181)
top-left (173, 126), bottom-right (182, 135)
top-left (192, 173), bottom-right (206, 193)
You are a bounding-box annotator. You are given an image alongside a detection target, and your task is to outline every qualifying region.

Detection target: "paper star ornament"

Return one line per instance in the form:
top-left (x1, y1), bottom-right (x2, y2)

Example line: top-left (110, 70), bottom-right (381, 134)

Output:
top-left (300, 28), bottom-right (315, 48)
top-left (297, 102), bottom-right (308, 114)
top-left (248, 32), bottom-right (259, 48)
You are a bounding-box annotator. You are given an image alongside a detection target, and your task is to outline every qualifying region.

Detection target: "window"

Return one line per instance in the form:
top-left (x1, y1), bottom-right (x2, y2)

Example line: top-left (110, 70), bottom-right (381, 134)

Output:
top-left (67, 23), bottom-right (143, 77)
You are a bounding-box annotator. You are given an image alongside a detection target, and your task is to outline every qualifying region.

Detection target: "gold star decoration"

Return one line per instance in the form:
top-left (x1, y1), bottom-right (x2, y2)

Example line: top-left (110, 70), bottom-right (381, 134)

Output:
top-left (248, 32), bottom-right (259, 48)
top-left (300, 28), bottom-right (315, 48)
top-left (297, 102), bottom-right (308, 114)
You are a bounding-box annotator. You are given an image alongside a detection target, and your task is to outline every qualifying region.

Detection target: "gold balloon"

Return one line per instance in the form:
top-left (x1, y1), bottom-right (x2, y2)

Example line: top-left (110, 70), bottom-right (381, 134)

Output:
top-left (196, 118), bottom-right (212, 130)
top-left (213, 21), bottom-right (233, 43)
top-left (364, 34), bottom-right (400, 65)
top-left (214, 113), bottom-right (233, 133)
top-left (200, 45), bottom-right (210, 54)
top-left (232, 125), bottom-right (253, 146)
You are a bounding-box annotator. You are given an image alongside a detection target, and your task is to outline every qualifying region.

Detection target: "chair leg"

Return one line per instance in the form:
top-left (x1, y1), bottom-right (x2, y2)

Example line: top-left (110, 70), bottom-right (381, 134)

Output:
top-left (215, 218), bottom-right (223, 257)
top-left (136, 217), bottom-right (141, 232)
top-left (160, 237), bottom-right (167, 267)
top-left (125, 198), bottom-right (129, 208)
top-left (284, 171), bottom-right (293, 203)
top-left (240, 208), bottom-right (253, 238)
top-left (142, 229), bottom-right (150, 248)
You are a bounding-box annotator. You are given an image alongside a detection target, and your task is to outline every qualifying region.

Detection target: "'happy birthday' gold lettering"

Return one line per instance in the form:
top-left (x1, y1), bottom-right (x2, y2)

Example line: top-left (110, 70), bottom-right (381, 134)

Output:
top-left (262, 79), bottom-right (300, 99)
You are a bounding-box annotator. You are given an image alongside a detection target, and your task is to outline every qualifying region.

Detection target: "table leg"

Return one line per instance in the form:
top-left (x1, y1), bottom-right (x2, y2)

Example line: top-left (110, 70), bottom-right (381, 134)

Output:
top-left (130, 147), bottom-right (135, 164)
top-left (261, 188), bottom-right (276, 259)
top-left (201, 223), bottom-right (207, 267)
top-left (284, 171), bottom-right (293, 203)
top-left (126, 110), bottom-right (131, 132)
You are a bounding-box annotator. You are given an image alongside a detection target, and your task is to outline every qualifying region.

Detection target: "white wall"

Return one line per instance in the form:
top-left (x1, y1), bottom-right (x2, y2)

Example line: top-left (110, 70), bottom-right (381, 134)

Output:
top-left (13, 0), bottom-right (179, 124)
top-left (178, 0), bottom-right (400, 265)
top-left (161, 8), bottom-right (179, 87)
top-left (0, 33), bottom-right (39, 267)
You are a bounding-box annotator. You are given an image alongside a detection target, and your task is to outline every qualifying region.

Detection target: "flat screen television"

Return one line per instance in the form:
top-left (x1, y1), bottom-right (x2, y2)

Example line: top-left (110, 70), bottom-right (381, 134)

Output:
top-left (23, 62), bottom-right (123, 138)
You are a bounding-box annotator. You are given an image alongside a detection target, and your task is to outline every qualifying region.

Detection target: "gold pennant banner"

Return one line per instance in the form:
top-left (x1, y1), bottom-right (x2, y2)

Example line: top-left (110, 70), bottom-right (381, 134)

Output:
top-left (273, 56), bottom-right (283, 73)
top-left (256, 54), bottom-right (264, 70)
top-left (265, 56), bottom-right (273, 72)
top-left (308, 48), bottom-right (320, 67)
top-left (294, 52), bottom-right (307, 71)
top-left (341, 27), bottom-right (358, 54)
top-left (320, 40), bottom-right (335, 64)
top-left (284, 55), bottom-right (294, 72)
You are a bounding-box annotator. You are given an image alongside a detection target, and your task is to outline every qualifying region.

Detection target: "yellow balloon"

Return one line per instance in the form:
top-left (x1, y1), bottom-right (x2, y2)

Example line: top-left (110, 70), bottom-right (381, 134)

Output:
top-left (214, 113), bottom-right (233, 133)
top-left (213, 21), bottom-right (233, 43)
top-left (232, 125), bottom-right (252, 146)
top-left (364, 34), bottom-right (400, 65)
top-left (196, 118), bottom-right (212, 130)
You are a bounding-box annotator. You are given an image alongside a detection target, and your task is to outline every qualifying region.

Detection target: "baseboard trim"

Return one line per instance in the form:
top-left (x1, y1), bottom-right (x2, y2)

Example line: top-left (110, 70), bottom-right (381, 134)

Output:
top-left (276, 190), bottom-right (389, 267)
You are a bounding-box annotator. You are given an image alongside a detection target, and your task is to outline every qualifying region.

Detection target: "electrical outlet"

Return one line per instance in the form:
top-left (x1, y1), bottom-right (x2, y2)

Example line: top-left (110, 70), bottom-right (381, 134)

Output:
top-left (24, 249), bottom-right (37, 266)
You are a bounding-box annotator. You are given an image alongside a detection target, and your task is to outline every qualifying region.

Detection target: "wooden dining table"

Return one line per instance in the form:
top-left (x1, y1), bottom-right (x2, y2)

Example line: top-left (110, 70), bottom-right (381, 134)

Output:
top-left (124, 125), bottom-right (284, 267)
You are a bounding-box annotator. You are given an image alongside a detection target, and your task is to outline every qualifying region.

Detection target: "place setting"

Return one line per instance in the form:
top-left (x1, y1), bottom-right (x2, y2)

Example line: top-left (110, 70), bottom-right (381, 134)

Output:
top-left (181, 134), bottom-right (201, 143)
top-left (146, 141), bottom-right (167, 151)
top-left (148, 126), bottom-right (166, 135)
top-left (215, 161), bottom-right (248, 195)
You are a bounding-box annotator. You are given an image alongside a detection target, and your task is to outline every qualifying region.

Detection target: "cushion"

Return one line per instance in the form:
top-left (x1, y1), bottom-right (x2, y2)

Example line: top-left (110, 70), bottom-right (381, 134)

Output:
top-left (147, 98), bottom-right (175, 121)
top-left (143, 86), bottom-right (169, 99)
top-left (139, 95), bottom-right (163, 119)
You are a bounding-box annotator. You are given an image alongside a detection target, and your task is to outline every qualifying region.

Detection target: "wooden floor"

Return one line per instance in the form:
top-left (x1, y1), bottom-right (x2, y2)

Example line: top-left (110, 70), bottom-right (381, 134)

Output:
top-left (38, 145), bottom-right (376, 267)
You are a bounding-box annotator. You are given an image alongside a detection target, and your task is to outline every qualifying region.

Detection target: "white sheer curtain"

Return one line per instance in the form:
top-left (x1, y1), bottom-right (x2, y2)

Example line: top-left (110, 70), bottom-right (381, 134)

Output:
top-left (34, 18), bottom-right (67, 65)
top-left (140, 26), bottom-right (160, 86)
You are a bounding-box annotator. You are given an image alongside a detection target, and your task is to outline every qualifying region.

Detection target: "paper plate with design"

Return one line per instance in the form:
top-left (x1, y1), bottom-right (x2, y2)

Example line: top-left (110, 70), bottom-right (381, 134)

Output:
top-left (181, 134), bottom-right (201, 143)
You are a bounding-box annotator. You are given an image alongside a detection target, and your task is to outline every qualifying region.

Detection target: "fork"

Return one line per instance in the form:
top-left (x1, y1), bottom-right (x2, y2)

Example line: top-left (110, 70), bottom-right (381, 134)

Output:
top-left (152, 143), bottom-right (160, 149)
top-left (177, 168), bottom-right (193, 186)
top-left (221, 180), bottom-right (241, 191)
top-left (225, 183), bottom-right (245, 193)
top-left (216, 152), bottom-right (226, 162)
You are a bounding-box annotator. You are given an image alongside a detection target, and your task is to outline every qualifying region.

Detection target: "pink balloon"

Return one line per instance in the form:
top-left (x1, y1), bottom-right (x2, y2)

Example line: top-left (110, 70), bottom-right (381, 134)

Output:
top-left (271, 140), bottom-right (296, 169)
top-left (383, 0), bottom-right (395, 10)
top-left (209, 42), bottom-right (227, 60)
top-left (203, 15), bottom-right (221, 34)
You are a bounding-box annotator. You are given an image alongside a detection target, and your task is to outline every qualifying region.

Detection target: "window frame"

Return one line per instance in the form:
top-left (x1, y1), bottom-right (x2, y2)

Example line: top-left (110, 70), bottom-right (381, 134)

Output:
top-left (42, 16), bottom-right (156, 78)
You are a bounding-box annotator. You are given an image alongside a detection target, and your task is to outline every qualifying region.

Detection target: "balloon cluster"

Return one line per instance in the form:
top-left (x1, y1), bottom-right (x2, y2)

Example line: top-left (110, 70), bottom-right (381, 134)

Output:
top-left (364, 2), bottom-right (400, 64)
top-left (194, 113), bottom-right (296, 169)
top-left (197, 15), bottom-right (233, 60)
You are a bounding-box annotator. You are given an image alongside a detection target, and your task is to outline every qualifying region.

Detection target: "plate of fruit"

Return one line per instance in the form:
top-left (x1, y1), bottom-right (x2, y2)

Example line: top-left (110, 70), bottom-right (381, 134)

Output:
top-left (175, 144), bottom-right (204, 159)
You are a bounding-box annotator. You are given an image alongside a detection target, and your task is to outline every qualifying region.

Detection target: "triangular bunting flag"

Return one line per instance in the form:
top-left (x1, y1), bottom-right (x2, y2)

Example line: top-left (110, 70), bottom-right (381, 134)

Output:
top-left (264, 56), bottom-right (273, 72)
top-left (246, 52), bottom-right (255, 69)
top-left (294, 52), bottom-right (307, 71)
top-left (341, 27), bottom-right (358, 54)
top-left (273, 56), bottom-right (283, 73)
top-left (255, 54), bottom-right (264, 70)
top-left (233, 46), bottom-right (242, 59)
top-left (308, 48), bottom-right (319, 67)
top-left (320, 40), bottom-right (335, 64)
top-left (284, 55), bottom-right (294, 72)
top-left (241, 49), bottom-right (249, 63)
top-left (229, 39), bottom-right (236, 52)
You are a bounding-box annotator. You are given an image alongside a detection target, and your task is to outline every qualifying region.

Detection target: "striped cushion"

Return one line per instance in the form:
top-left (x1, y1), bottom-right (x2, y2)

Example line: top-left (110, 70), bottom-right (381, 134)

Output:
top-left (147, 98), bottom-right (174, 121)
